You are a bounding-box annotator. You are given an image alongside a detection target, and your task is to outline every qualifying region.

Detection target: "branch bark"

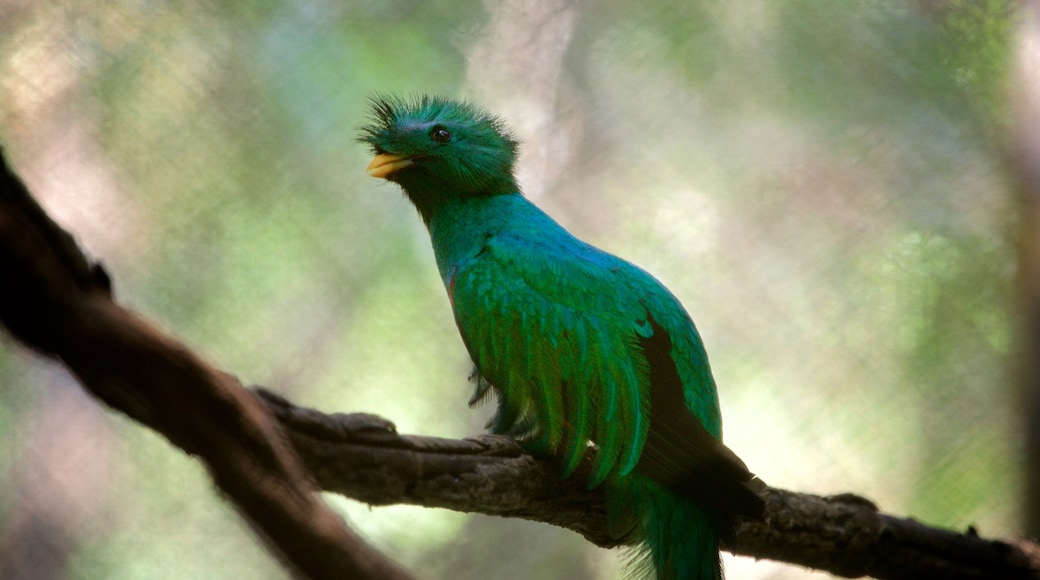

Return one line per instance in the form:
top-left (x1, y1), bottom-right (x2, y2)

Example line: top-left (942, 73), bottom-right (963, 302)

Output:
top-left (0, 148), bottom-right (411, 580)
top-left (1, 144), bottom-right (1038, 579)
top-left (257, 389), bottom-right (1040, 580)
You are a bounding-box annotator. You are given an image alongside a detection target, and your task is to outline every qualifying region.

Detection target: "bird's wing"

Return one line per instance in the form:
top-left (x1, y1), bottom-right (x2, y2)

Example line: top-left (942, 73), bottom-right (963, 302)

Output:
top-left (447, 230), bottom-right (762, 518)
top-left (448, 232), bottom-right (652, 485)
top-left (634, 308), bottom-right (766, 519)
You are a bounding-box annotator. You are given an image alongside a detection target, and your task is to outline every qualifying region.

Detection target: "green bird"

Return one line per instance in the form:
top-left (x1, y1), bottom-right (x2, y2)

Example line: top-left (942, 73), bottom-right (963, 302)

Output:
top-left (359, 95), bottom-right (764, 580)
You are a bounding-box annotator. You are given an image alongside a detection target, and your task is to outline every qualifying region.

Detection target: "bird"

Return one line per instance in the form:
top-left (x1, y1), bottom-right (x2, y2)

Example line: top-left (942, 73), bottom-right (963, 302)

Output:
top-left (359, 94), bottom-right (764, 580)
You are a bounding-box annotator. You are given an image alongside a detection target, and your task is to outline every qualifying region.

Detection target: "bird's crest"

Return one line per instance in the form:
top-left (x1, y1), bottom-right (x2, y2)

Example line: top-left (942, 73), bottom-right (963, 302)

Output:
top-left (358, 94), bottom-right (516, 154)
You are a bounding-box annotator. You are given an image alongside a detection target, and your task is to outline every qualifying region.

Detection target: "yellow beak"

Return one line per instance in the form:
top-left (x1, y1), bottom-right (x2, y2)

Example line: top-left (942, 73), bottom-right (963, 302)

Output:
top-left (367, 153), bottom-right (414, 179)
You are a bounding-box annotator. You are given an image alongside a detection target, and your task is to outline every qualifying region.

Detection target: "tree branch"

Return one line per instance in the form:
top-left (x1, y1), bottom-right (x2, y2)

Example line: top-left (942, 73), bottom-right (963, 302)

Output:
top-left (0, 148), bottom-right (412, 580)
top-left (257, 388), bottom-right (1040, 580)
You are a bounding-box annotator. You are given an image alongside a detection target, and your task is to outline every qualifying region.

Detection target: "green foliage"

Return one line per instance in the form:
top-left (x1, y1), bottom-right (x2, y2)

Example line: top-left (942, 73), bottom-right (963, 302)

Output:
top-left (940, 0), bottom-right (1015, 131)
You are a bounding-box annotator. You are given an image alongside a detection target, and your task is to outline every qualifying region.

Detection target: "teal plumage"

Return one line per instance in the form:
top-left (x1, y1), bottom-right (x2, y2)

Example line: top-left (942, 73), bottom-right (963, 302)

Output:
top-left (360, 95), bottom-right (763, 580)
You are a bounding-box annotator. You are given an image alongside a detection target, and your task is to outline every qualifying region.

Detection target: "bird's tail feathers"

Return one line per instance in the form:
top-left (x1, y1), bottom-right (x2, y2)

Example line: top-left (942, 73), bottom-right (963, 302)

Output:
top-left (608, 475), bottom-right (722, 580)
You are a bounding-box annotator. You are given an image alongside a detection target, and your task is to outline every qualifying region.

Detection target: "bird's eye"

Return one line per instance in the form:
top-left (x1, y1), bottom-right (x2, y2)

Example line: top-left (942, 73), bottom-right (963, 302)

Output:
top-left (430, 126), bottom-right (452, 143)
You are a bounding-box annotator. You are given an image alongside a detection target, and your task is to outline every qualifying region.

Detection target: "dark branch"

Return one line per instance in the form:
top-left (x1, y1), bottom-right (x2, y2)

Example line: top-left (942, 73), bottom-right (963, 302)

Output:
top-left (256, 388), bottom-right (617, 545)
top-left (0, 148), bottom-right (412, 580)
top-left (257, 388), bottom-right (1040, 580)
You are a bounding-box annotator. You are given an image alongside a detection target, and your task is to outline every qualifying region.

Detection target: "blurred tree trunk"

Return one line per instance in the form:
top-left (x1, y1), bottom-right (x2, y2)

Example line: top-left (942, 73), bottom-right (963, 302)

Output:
top-left (1013, 0), bottom-right (1040, 538)
top-left (465, 0), bottom-right (582, 202)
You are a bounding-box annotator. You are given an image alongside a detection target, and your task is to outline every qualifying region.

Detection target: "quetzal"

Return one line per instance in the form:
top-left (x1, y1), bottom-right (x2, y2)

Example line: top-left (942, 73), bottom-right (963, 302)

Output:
top-left (359, 95), bottom-right (764, 580)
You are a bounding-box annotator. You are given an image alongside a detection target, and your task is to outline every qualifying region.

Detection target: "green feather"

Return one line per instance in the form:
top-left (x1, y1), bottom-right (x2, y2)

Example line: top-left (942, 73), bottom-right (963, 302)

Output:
top-left (360, 95), bottom-right (764, 580)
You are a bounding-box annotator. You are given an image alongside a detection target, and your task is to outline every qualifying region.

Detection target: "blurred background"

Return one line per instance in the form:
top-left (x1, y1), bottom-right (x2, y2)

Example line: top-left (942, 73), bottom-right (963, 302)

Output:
top-left (0, 1), bottom-right (1021, 578)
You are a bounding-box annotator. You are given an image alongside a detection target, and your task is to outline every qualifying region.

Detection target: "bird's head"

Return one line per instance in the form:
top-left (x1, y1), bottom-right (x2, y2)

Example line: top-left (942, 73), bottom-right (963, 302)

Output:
top-left (359, 95), bottom-right (520, 218)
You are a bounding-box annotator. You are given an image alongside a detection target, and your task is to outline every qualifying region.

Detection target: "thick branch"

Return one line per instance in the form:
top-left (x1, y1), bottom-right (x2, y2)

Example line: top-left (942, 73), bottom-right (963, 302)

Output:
top-left (0, 149), bottom-right (411, 580)
top-left (258, 389), bottom-right (1040, 580)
